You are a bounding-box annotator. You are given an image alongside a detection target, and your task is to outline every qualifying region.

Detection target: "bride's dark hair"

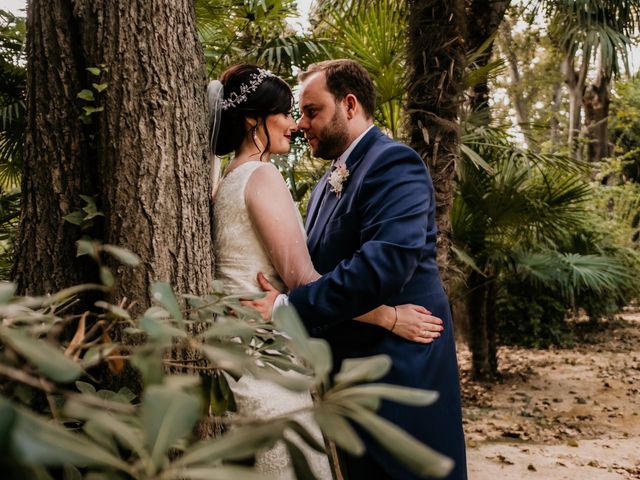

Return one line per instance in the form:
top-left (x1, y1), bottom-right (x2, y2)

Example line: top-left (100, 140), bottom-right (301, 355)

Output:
top-left (215, 64), bottom-right (294, 157)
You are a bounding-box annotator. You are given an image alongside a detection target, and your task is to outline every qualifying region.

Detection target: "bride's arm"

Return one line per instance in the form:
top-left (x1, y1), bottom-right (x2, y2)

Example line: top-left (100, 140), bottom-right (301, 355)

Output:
top-left (245, 163), bottom-right (320, 290)
top-left (245, 164), bottom-right (442, 342)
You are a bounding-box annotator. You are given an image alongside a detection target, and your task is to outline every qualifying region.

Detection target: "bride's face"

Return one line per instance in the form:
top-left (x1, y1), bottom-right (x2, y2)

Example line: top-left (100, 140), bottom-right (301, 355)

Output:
top-left (262, 112), bottom-right (297, 155)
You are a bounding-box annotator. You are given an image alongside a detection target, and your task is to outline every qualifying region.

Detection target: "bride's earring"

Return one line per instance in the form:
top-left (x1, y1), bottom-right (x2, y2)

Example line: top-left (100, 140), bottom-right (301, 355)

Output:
top-left (252, 125), bottom-right (265, 157)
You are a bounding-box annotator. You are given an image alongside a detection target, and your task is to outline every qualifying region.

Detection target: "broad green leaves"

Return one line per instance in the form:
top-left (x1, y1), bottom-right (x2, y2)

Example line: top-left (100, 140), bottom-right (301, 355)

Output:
top-left (1, 330), bottom-right (82, 383)
top-left (345, 406), bottom-right (454, 478)
top-left (142, 385), bottom-right (201, 471)
top-left (0, 280), bottom-right (453, 479)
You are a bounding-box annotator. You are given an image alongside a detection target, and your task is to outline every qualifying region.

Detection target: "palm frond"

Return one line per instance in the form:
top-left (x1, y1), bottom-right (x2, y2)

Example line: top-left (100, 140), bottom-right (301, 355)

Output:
top-left (512, 249), bottom-right (631, 302)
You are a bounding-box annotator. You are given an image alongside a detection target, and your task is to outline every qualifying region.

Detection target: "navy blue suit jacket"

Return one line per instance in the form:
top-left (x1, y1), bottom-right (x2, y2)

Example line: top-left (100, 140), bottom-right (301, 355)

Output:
top-left (289, 126), bottom-right (467, 480)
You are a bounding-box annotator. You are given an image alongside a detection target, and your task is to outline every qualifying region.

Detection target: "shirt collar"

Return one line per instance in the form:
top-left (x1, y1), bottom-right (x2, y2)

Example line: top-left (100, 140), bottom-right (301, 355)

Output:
top-left (333, 124), bottom-right (375, 168)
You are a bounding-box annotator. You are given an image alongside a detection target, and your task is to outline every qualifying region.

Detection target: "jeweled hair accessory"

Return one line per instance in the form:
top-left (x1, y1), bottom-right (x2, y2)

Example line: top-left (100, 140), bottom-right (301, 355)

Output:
top-left (221, 68), bottom-right (274, 110)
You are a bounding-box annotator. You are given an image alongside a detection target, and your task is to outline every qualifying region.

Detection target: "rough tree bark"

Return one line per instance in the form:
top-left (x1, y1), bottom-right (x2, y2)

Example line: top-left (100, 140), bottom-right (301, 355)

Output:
top-left (583, 52), bottom-right (611, 164)
top-left (466, 0), bottom-right (511, 115)
top-left (13, 0), bottom-right (213, 309)
top-left (549, 82), bottom-right (563, 149)
top-left (406, 0), bottom-right (467, 292)
top-left (13, 1), bottom-right (97, 295)
top-left (562, 45), bottom-right (591, 161)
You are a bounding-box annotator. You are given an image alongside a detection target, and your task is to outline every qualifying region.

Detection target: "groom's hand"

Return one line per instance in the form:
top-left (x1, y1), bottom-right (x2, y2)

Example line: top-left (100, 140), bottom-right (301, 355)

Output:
top-left (241, 272), bottom-right (281, 321)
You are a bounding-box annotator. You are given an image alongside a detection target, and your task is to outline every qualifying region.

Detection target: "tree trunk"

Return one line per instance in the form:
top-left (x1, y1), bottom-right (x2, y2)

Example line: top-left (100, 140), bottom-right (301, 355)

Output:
top-left (583, 61), bottom-right (611, 164)
top-left (497, 15), bottom-right (535, 145)
top-left (549, 82), bottom-right (563, 150)
top-left (13, 0), bottom-right (213, 310)
top-left (562, 46), bottom-right (591, 160)
top-left (466, 0), bottom-right (511, 116)
top-left (13, 1), bottom-right (97, 295)
top-left (467, 270), bottom-right (496, 380)
top-left (406, 0), bottom-right (467, 292)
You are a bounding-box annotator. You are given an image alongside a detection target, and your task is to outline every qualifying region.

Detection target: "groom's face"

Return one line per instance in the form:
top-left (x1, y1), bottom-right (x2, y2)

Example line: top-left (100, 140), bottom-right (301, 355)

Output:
top-left (298, 72), bottom-right (349, 160)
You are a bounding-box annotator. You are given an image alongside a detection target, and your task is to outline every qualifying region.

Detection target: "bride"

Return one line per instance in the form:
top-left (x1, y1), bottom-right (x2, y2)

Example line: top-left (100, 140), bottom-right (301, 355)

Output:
top-left (208, 64), bottom-right (444, 478)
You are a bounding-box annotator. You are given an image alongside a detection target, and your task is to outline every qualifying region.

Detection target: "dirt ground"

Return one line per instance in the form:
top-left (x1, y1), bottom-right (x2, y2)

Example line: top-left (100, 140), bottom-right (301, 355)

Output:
top-left (459, 309), bottom-right (640, 480)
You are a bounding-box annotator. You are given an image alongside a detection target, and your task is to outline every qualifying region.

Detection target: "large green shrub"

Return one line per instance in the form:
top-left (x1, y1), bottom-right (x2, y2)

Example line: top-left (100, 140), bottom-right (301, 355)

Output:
top-left (0, 242), bottom-right (453, 479)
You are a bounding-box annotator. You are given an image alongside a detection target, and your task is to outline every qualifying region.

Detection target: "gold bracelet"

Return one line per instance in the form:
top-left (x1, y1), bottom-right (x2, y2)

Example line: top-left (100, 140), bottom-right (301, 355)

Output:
top-left (390, 306), bottom-right (398, 332)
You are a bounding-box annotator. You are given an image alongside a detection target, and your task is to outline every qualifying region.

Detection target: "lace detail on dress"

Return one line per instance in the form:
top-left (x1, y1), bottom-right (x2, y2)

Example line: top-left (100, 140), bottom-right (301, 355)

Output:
top-left (213, 161), bottom-right (332, 479)
top-left (213, 161), bottom-right (286, 295)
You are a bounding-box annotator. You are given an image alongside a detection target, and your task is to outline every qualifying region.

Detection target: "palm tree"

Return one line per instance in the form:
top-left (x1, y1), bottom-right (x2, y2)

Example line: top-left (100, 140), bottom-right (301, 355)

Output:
top-left (196, 0), bottom-right (328, 80)
top-left (541, 0), bottom-right (640, 162)
top-left (316, 0), bottom-right (408, 138)
top-left (452, 125), bottom-right (631, 379)
top-left (0, 10), bottom-right (25, 280)
top-left (406, 0), bottom-right (467, 288)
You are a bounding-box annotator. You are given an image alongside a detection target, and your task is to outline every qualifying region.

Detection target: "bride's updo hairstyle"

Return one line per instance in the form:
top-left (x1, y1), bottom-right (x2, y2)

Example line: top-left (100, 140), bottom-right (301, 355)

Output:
top-left (216, 64), bottom-right (294, 157)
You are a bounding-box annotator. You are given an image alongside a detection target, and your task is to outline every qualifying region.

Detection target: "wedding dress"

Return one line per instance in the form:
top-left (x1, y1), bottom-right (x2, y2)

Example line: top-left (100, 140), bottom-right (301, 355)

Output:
top-left (212, 160), bottom-right (331, 479)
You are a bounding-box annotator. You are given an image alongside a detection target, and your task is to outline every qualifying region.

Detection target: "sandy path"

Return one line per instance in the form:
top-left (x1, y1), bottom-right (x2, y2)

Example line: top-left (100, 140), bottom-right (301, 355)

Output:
top-left (459, 311), bottom-right (640, 479)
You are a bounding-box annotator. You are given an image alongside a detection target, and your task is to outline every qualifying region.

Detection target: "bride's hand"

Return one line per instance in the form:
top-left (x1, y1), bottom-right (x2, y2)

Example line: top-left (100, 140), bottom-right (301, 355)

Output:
top-left (240, 272), bottom-right (281, 321)
top-left (390, 304), bottom-right (444, 344)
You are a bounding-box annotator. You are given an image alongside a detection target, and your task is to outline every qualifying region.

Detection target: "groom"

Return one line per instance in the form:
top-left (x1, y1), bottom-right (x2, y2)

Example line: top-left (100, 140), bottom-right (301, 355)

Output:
top-left (257, 59), bottom-right (467, 480)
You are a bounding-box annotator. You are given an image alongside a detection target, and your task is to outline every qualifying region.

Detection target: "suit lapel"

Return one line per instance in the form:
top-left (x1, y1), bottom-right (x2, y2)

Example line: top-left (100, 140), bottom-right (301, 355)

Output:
top-left (307, 126), bottom-right (382, 256)
top-left (305, 171), bottom-right (330, 231)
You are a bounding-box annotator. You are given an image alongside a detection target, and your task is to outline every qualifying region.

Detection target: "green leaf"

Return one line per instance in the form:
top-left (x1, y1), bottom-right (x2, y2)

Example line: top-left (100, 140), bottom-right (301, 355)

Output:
top-left (83, 420), bottom-right (119, 455)
top-left (63, 211), bottom-right (86, 226)
top-left (209, 372), bottom-right (236, 415)
top-left (130, 348), bottom-right (164, 386)
top-left (82, 106), bottom-right (104, 115)
top-left (63, 464), bottom-right (82, 480)
top-left (201, 320), bottom-right (257, 340)
top-left (45, 284), bottom-right (106, 305)
top-left (10, 401), bottom-right (130, 471)
top-left (0, 282), bottom-right (16, 304)
top-left (75, 381), bottom-right (96, 395)
top-left (2, 330), bottom-right (83, 383)
top-left (95, 300), bottom-right (130, 320)
top-left (451, 245), bottom-right (484, 275)
top-left (287, 420), bottom-right (326, 453)
top-left (273, 305), bottom-right (309, 347)
top-left (139, 314), bottom-right (186, 342)
top-left (77, 89), bottom-right (95, 101)
top-left (141, 385), bottom-right (201, 471)
top-left (313, 409), bottom-right (364, 456)
top-left (346, 405), bottom-right (454, 478)
top-left (86, 67), bottom-right (101, 76)
top-left (0, 399), bottom-right (17, 445)
top-left (333, 355), bottom-right (391, 386)
top-left (99, 267), bottom-right (115, 288)
top-left (175, 422), bottom-right (284, 467)
top-left (76, 239), bottom-right (98, 258)
top-left (102, 245), bottom-right (141, 266)
top-left (64, 399), bottom-right (148, 463)
top-left (151, 282), bottom-right (183, 324)
top-left (329, 384), bottom-right (439, 407)
top-left (283, 438), bottom-right (318, 480)
top-left (273, 306), bottom-right (333, 377)
top-left (92, 83), bottom-right (108, 92)
top-left (248, 364), bottom-right (313, 392)
top-left (307, 339), bottom-right (332, 380)
top-left (163, 466), bottom-right (267, 480)
top-left (81, 345), bottom-right (118, 370)
top-left (200, 344), bottom-right (248, 377)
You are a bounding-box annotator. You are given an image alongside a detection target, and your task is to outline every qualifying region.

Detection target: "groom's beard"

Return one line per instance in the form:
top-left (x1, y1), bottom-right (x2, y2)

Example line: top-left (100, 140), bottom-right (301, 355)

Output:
top-left (312, 109), bottom-right (349, 160)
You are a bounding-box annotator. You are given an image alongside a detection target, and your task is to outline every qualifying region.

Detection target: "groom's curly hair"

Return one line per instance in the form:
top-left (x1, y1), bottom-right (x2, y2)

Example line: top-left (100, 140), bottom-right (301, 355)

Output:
top-left (299, 59), bottom-right (376, 119)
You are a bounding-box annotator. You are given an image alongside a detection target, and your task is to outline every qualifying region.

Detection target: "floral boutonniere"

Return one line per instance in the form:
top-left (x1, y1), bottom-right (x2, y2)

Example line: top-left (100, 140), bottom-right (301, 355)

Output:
top-left (328, 164), bottom-right (350, 199)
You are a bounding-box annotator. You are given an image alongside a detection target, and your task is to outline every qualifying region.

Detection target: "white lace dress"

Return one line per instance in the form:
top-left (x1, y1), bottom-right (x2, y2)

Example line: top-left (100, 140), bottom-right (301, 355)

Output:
top-left (212, 160), bottom-right (332, 479)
